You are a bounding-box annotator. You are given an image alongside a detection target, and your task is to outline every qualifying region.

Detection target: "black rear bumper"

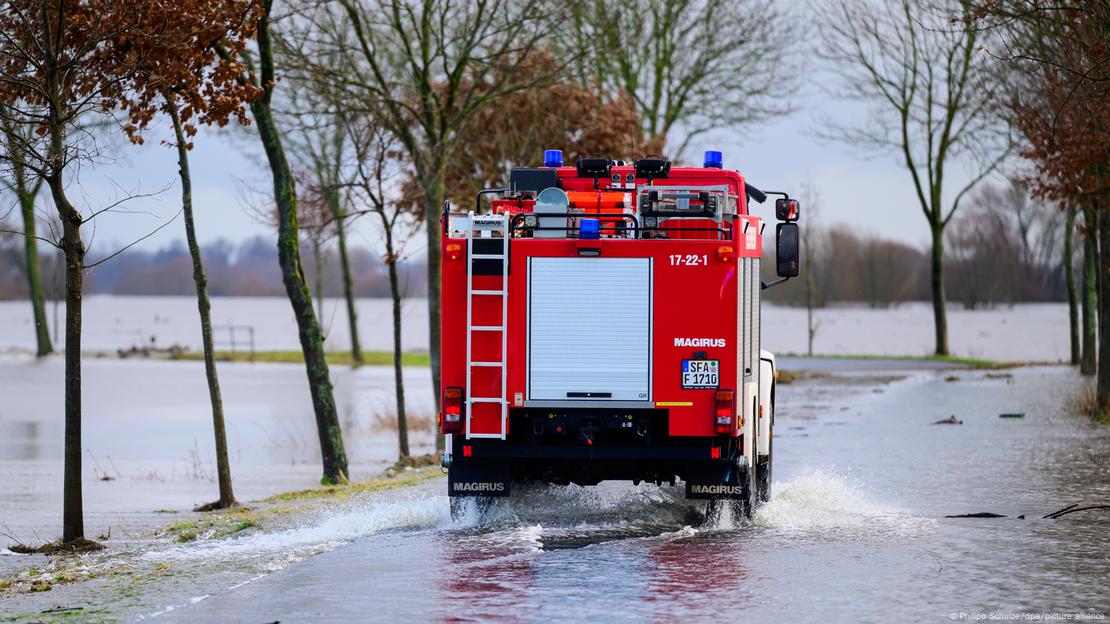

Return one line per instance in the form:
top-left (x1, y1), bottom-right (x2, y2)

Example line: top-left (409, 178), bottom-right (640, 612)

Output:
top-left (447, 434), bottom-right (749, 500)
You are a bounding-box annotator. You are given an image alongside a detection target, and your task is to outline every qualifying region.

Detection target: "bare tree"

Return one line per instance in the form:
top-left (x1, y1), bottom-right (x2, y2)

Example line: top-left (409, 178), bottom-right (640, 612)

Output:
top-left (0, 104), bottom-right (50, 356)
top-left (966, 179), bottom-right (1063, 300)
top-left (409, 49), bottom-right (647, 210)
top-left (0, 0), bottom-right (182, 547)
top-left (278, 66), bottom-right (365, 366)
top-left (1080, 207), bottom-right (1098, 376)
top-left (293, 172), bottom-right (338, 326)
top-left (979, 1), bottom-right (1110, 410)
top-left (222, 0), bottom-right (350, 483)
top-left (559, 0), bottom-right (798, 158)
top-left (818, 0), bottom-right (1008, 355)
top-left (946, 205), bottom-right (1022, 309)
top-left (797, 184), bottom-right (823, 355)
top-left (285, 0), bottom-right (561, 451)
top-left (857, 235), bottom-right (926, 308)
top-left (114, 0), bottom-right (263, 512)
top-left (1064, 203), bottom-right (1079, 365)
top-left (346, 117), bottom-right (418, 460)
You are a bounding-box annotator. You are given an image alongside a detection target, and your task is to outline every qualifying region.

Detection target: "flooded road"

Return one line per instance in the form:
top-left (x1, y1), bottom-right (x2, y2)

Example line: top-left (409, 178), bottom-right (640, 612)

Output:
top-left (145, 364), bottom-right (1109, 623)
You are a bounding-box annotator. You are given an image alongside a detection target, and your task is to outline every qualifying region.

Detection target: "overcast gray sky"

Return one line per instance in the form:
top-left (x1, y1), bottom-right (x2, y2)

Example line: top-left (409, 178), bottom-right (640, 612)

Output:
top-left (40, 50), bottom-right (999, 263)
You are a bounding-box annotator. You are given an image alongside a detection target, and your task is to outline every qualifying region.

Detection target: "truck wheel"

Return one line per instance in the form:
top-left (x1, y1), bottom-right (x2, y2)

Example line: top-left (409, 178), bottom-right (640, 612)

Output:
top-left (449, 497), bottom-right (467, 522)
top-left (704, 460), bottom-right (756, 523)
top-left (756, 396), bottom-right (774, 504)
top-left (449, 496), bottom-right (494, 522)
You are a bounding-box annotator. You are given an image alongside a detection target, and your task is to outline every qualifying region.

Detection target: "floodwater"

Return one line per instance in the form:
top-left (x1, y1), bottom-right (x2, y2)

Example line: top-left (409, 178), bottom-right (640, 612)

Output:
top-left (0, 295), bottom-right (1074, 361)
top-left (0, 356), bottom-right (436, 546)
top-left (119, 364), bottom-right (1108, 622)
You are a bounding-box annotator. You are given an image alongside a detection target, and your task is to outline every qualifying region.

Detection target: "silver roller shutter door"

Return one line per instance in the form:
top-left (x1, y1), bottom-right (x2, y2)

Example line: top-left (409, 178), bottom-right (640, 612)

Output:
top-left (528, 257), bottom-right (652, 401)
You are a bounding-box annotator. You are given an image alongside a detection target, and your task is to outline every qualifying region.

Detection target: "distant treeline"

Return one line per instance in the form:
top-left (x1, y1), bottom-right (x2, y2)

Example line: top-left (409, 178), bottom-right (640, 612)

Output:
top-left (766, 186), bottom-right (1069, 309)
top-left (2, 187), bottom-right (1069, 308)
top-left (0, 235), bottom-right (427, 299)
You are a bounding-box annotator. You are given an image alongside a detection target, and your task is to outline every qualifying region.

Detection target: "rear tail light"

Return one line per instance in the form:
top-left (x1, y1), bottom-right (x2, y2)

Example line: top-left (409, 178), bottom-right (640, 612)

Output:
top-left (443, 386), bottom-right (464, 434)
top-left (446, 243), bottom-right (463, 261)
top-left (715, 389), bottom-right (736, 435)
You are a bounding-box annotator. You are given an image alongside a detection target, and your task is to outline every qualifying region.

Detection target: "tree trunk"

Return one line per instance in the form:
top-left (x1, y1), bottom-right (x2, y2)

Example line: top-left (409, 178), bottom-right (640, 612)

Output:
top-left (929, 224), bottom-right (949, 356)
top-left (805, 264), bottom-right (816, 357)
top-left (423, 176), bottom-right (445, 454)
top-left (1065, 204), bottom-right (1079, 366)
top-left (387, 244), bottom-right (409, 459)
top-left (1082, 205), bottom-right (1097, 377)
top-left (312, 235), bottom-right (324, 325)
top-left (61, 221), bottom-right (83, 542)
top-left (250, 87), bottom-right (348, 483)
top-left (1098, 196), bottom-right (1110, 415)
top-left (331, 195), bottom-right (363, 366)
top-left (167, 96), bottom-right (235, 508)
top-left (19, 188), bottom-right (52, 357)
top-left (47, 176), bottom-right (85, 543)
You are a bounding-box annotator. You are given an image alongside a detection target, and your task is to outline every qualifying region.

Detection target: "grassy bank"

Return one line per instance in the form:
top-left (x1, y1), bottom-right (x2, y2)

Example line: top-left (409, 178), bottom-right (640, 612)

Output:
top-left (167, 350), bottom-right (430, 367)
top-left (164, 351), bottom-right (1014, 369)
top-left (780, 353), bottom-right (1010, 369)
top-left (0, 463), bottom-right (444, 605)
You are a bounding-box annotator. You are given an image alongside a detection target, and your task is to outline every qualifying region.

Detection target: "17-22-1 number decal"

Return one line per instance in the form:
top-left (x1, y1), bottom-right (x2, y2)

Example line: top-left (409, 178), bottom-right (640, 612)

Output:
top-left (669, 254), bottom-right (707, 266)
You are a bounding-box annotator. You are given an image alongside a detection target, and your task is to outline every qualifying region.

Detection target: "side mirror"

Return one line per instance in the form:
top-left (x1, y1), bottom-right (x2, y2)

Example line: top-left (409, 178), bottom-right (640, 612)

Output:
top-left (775, 198), bottom-right (800, 221)
top-left (776, 222), bottom-right (800, 277)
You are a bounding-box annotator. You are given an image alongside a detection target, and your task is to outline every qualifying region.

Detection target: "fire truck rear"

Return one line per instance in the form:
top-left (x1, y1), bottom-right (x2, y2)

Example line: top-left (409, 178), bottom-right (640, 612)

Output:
top-left (439, 151), bottom-right (801, 519)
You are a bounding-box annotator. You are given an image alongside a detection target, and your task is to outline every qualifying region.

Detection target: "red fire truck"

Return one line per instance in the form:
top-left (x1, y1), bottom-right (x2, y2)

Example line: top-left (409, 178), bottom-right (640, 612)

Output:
top-left (439, 151), bottom-right (800, 519)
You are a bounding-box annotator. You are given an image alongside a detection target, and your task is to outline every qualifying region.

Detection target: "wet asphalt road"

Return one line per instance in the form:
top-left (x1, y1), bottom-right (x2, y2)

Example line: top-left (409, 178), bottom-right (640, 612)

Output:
top-left (146, 363), bottom-right (1110, 623)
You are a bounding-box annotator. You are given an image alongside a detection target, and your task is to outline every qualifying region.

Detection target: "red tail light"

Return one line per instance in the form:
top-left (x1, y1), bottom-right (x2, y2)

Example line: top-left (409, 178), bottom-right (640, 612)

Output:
top-left (443, 386), bottom-right (464, 434)
top-left (715, 389), bottom-right (735, 435)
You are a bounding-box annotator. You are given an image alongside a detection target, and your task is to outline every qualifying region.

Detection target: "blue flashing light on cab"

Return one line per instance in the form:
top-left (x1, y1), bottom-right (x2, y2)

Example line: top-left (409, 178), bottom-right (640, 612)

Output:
top-left (544, 149), bottom-right (564, 168)
top-left (579, 218), bottom-right (600, 240)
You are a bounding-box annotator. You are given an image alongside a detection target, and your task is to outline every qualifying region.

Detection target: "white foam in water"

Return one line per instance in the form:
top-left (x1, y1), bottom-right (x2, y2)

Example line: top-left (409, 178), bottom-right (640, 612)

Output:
top-left (145, 493), bottom-right (451, 563)
top-left (754, 469), bottom-right (933, 538)
top-left (478, 481), bottom-right (692, 529)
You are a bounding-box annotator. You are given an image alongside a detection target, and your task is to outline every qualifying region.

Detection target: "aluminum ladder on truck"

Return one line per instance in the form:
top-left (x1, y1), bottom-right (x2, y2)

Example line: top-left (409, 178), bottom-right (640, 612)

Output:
top-left (465, 212), bottom-right (509, 440)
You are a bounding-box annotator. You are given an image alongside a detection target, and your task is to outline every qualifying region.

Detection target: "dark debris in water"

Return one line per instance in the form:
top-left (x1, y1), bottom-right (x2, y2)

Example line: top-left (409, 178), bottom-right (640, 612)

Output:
top-left (1043, 504), bottom-right (1110, 519)
top-left (946, 503), bottom-right (1110, 520)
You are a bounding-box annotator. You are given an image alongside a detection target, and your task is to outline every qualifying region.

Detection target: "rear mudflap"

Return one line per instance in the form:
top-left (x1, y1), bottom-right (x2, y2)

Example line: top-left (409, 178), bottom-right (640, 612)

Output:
top-left (448, 462), bottom-right (511, 497)
top-left (684, 460), bottom-right (749, 500)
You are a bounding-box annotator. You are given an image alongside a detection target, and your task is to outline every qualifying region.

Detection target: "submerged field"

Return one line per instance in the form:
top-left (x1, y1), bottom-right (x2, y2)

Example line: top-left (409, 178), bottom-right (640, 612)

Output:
top-left (0, 295), bottom-right (1074, 362)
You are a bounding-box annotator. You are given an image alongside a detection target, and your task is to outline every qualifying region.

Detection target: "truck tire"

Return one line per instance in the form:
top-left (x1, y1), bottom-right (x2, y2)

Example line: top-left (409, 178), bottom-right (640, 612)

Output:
top-left (755, 393), bottom-right (774, 504)
top-left (449, 496), bottom-right (494, 522)
top-left (705, 460), bottom-right (756, 522)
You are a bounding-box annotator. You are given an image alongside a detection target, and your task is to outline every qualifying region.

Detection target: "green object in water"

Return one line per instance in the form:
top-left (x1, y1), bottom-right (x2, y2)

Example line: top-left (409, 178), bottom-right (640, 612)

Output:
top-left (999, 413), bottom-right (1025, 419)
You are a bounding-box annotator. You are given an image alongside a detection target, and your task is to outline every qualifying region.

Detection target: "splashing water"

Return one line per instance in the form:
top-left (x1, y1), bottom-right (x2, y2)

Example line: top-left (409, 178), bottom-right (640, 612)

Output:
top-left (144, 469), bottom-right (930, 573)
top-left (475, 481), bottom-right (693, 530)
top-left (145, 492), bottom-right (451, 564)
top-left (753, 469), bottom-right (933, 539)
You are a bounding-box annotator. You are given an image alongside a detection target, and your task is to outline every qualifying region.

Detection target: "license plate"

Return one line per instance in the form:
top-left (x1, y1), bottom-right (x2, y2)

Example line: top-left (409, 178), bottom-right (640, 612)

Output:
top-left (682, 359), bottom-right (719, 389)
